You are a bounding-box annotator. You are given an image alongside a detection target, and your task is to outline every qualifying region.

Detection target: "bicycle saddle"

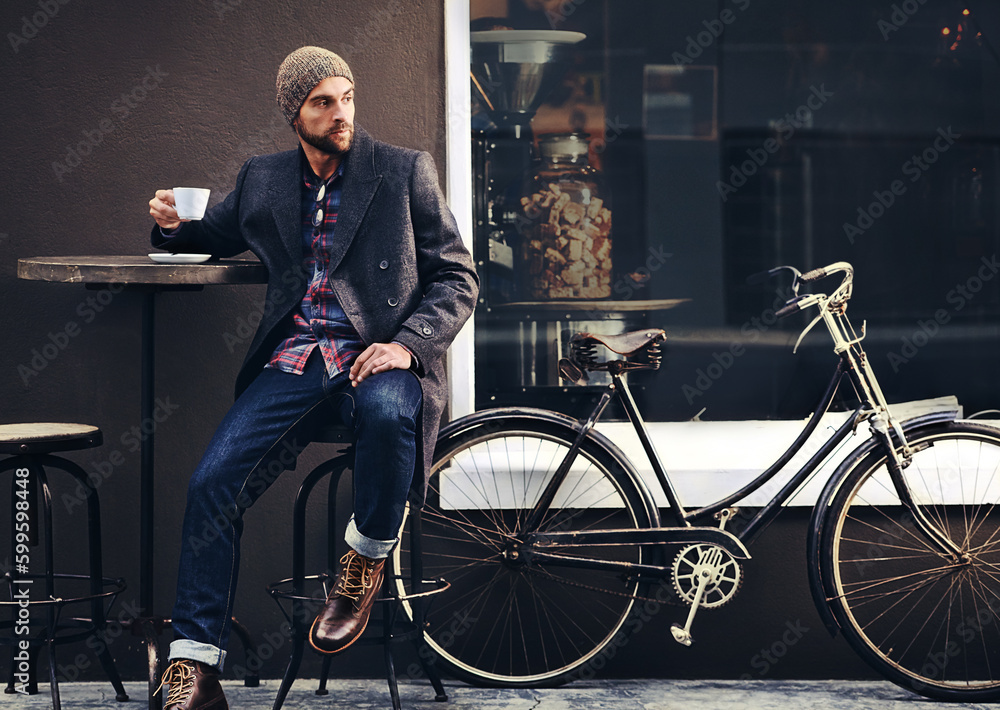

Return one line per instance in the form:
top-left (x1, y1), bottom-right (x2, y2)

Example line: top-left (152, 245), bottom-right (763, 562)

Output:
top-left (571, 329), bottom-right (666, 356)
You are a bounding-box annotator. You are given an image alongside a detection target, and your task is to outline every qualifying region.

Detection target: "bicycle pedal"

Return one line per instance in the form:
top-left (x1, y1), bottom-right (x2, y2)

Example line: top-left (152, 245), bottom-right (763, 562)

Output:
top-left (670, 623), bottom-right (693, 646)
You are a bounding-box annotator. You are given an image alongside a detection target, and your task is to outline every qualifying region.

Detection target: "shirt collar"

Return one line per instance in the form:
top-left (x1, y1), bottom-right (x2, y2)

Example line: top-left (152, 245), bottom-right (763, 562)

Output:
top-left (300, 148), bottom-right (344, 191)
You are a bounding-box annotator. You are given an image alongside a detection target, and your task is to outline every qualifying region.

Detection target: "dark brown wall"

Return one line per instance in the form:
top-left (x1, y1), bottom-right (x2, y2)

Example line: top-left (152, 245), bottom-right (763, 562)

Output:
top-left (0, 0), bottom-right (446, 681)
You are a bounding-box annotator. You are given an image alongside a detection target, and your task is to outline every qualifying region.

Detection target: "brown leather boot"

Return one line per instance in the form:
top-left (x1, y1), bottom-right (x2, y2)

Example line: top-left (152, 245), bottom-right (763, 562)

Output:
top-left (155, 659), bottom-right (228, 710)
top-left (309, 549), bottom-right (386, 654)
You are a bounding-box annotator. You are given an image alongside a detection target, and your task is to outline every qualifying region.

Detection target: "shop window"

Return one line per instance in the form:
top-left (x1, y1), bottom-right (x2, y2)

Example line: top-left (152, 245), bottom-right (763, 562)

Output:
top-left (469, 0), bottom-right (1000, 421)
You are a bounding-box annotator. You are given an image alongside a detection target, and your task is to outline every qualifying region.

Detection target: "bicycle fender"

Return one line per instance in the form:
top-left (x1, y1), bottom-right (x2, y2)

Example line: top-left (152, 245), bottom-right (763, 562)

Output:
top-left (805, 409), bottom-right (959, 637)
top-left (435, 407), bottom-right (661, 527)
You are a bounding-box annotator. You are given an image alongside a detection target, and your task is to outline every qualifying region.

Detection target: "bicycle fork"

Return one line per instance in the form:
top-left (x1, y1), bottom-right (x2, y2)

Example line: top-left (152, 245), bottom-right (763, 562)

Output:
top-left (869, 413), bottom-right (966, 562)
top-left (841, 326), bottom-right (964, 562)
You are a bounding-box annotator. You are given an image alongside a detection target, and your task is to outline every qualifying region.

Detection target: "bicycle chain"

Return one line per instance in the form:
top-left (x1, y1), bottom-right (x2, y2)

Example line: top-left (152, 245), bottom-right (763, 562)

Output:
top-left (525, 564), bottom-right (687, 606)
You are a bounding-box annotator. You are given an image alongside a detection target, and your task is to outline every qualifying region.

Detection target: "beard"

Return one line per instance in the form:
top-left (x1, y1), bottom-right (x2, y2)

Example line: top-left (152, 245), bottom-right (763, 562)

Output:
top-left (294, 120), bottom-right (354, 156)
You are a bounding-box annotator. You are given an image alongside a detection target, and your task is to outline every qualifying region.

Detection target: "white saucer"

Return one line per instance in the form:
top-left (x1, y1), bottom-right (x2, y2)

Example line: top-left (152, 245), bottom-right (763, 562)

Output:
top-left (148, 252), bottom-right (212, 264)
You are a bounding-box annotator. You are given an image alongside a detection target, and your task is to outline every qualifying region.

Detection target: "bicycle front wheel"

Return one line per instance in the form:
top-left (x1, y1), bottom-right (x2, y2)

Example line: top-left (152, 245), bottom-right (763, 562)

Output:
top-left (822, 421), bottom-right (1000, 701)
top-left (391, 415), bottom-right (657, 687)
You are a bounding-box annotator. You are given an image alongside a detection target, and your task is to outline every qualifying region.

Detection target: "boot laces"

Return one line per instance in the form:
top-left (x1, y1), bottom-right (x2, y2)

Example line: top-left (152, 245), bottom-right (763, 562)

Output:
top-left (155, 659), bottom-right (196, 707)
top-left (334, 550), bottom-right (376, 608)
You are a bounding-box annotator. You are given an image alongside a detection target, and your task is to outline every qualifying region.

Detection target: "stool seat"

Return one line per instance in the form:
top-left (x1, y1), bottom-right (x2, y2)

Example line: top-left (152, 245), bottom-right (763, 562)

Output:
top-left (0, 423), bottom-right (102, 454)
top-left (1, 422), bottom-right (127, 707)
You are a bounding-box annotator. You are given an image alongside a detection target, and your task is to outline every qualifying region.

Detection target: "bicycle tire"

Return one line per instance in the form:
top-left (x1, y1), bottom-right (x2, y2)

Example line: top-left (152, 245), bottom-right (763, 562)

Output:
top-left (390, 412), bottom-right (657, 687)
top-left (821, 421), bottom-right (1000, 701)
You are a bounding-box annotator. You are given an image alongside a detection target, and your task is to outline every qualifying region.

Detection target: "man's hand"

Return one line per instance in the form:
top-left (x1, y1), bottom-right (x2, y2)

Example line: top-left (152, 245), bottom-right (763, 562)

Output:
top-left (350, 342), bottom-right (412, 387)
top-left (149, 189), bottom-right (187, 231)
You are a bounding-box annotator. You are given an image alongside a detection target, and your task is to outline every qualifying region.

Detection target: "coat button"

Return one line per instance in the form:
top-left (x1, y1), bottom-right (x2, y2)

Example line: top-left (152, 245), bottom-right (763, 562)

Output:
top-left (379, 260), bottom-right (389, 269)
top-left (422, 326), bottom-right (433, 335)
top-left (388, 297), bottom-right (399, 307)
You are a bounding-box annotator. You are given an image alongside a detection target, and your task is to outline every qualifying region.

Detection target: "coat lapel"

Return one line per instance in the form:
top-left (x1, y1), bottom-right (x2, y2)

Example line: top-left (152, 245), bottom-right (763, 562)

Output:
top-left (267, 150), bottom-right (303, 265)
top-left (328, 126), bottom-right (382, 273)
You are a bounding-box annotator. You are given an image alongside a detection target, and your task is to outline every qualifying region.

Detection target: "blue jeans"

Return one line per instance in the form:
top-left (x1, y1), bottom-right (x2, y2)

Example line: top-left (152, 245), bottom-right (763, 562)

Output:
top-left (168, 353), bottom-right (421, 670)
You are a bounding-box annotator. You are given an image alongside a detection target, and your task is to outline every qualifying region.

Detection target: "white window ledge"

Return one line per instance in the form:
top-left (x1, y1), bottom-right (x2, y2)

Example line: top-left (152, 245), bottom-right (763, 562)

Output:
top-left (595, 396), bottom-right (961, 508)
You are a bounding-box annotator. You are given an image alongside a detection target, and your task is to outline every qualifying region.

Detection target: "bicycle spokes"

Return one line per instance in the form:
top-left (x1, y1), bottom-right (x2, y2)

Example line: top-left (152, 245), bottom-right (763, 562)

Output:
top-left (826, 427), bottom-right (1000, 699)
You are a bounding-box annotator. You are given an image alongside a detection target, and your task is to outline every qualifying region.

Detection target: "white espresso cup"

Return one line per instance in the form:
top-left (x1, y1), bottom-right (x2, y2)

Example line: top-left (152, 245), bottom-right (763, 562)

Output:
top-left (173, 187), bottom-right (211, 220)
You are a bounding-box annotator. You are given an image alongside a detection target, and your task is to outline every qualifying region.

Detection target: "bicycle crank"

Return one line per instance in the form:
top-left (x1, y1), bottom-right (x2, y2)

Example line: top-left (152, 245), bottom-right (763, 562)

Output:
top-left (670, 544), bottom-right (743, 646)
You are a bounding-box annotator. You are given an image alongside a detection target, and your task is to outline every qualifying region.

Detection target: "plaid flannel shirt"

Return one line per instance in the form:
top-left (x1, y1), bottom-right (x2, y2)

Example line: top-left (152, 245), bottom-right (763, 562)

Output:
top-left (266, 157), bottom-right (365, 376)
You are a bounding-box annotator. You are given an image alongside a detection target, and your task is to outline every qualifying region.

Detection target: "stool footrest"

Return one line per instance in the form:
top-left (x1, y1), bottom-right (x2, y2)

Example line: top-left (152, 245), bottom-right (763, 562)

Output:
top-left (0, 572), bottom-right (126, 608)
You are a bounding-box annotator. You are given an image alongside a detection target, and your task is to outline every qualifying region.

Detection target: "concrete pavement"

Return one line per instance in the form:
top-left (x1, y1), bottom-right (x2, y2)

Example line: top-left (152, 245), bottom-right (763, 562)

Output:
top-left (8, 678), bottom-right (994, 709)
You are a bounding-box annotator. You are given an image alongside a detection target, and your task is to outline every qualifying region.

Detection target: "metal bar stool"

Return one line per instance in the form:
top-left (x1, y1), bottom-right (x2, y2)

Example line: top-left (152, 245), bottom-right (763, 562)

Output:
top-left (0, 423), bottom-right (129, 710)
top-left (267, 423), bottom-right (449, 710)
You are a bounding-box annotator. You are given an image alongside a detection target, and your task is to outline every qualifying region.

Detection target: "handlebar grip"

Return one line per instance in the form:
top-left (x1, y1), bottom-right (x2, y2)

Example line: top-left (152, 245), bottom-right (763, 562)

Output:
top-left (799, 267), bottom-right (827, 283)
top-left (776, 295), bottom-right (809, 318)
top-left (775, 303), bottom-right (801, 318)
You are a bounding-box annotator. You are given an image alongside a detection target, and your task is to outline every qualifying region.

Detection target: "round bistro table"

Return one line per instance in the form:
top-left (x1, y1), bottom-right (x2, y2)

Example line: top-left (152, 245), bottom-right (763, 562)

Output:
top-left (17, 255), bottom-right (268, 708)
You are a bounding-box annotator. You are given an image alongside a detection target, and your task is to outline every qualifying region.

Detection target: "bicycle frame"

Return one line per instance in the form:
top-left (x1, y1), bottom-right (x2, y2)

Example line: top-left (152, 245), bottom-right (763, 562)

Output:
top-left (522, 262), bottom-right (964, 573)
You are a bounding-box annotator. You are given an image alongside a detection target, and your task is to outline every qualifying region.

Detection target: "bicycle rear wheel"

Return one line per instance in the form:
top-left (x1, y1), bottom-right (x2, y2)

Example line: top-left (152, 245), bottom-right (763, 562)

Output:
top-left (822, 421), bottom-right (1000, 701)
top-left (391, 415), bottom-right (657, 687)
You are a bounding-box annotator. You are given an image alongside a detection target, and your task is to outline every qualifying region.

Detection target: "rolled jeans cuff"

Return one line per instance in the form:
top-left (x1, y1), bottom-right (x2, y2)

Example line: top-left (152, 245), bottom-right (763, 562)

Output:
top-left (169, 639), bottom-right (226, 672)
top-left (345, 516), bottom-right (397, 559)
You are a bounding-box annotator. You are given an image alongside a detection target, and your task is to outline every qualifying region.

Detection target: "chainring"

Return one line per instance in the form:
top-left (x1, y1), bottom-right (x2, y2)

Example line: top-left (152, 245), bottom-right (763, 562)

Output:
top-left (671, 543), bottom-right (742, 608)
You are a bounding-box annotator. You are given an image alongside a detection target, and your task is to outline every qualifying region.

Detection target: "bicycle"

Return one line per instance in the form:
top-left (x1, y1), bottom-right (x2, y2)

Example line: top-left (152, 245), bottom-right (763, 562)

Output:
top-left (390, 261), bottom-right (1000, 702)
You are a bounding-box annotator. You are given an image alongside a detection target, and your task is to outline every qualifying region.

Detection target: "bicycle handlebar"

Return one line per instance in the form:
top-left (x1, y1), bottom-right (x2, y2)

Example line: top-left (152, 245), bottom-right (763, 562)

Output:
top-left (775, 295), bottom-right (810, 318)
top-left (753, 262), bottom-right (855, 320)
top-left (799, 261), bottom-right (853, 286)
top-left (799, 267), bottom-right (827, 282)
top-left (746, 265), bottom-right (802, 286)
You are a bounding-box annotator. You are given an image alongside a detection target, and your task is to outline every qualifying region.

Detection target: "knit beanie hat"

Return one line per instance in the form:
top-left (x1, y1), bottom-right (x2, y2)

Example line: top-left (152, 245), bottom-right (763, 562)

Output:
top-left (276, 46), bottom-right (354, 124)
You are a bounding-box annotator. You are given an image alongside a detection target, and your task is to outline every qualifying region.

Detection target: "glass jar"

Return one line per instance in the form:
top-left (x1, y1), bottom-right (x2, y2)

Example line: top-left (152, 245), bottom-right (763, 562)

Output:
top-left (517, 133), bottom-right (612, 300)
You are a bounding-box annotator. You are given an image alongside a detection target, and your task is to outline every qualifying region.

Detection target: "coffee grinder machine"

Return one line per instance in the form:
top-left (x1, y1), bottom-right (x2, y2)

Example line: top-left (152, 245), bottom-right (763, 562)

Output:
top-left (470, 29), bottom-right (585, 303)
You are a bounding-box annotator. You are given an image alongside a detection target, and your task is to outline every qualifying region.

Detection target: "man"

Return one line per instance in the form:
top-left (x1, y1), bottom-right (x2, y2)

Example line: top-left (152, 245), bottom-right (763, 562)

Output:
top-left (148, 46), bottom-right (478, 710)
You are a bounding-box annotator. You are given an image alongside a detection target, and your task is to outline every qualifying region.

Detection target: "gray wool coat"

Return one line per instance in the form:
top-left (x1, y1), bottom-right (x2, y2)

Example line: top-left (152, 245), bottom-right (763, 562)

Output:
top-left (151, 125), bottom-right (479, 490)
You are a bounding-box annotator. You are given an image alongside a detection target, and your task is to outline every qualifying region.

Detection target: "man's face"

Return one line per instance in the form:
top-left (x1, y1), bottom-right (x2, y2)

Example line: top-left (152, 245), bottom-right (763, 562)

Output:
top-left (293, 76), bottom-right (355, 156)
